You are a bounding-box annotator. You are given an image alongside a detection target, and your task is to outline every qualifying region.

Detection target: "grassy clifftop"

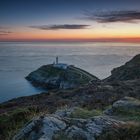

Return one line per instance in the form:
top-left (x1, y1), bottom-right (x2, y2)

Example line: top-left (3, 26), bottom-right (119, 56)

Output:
top-left (26, 64), bottom-right (99, 89)
top-left (105, 54), bottom-right (140, 82)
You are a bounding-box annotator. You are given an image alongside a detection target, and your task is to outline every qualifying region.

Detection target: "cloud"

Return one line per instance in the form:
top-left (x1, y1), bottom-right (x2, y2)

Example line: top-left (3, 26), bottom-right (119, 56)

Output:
top-left (0, 26), bottom-right (13, 35)
top-left (0, 34), bottom-right (9, 36)
top-left (0, 31), bottom-right (12, 36)
top-left (0, 31), bottom-right (12, 34)
top-left (83, 10), bottom-right (140, 23)
top-left (29, 24), bottom-right (90, 30)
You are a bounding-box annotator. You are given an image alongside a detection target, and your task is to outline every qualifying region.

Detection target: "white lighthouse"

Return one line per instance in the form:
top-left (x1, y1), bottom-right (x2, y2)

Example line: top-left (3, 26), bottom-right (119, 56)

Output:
top-left (56, 56), bottom-right (58, 64)
top-left (53, 56), bottom-right (68, 69)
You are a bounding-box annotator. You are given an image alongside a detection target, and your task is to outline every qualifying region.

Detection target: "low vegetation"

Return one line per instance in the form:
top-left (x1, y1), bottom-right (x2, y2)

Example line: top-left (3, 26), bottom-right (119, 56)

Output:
top-left (70, 107), bottom-right (102, 119)
top-left (96, 122), bottom-right (140, 140)
top-left (39, 65), bottom-right (65, 77)
top-left (53, 132), bottom-right (73, 140)
top-left (112, 107), bottom-right (140, 121)
top-left (0, 106), bottom-right (40, 140)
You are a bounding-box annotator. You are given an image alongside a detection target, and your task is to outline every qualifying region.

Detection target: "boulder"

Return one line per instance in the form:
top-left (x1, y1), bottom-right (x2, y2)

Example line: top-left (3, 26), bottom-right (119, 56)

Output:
top-left (104, 97), bottom-right (140, 117)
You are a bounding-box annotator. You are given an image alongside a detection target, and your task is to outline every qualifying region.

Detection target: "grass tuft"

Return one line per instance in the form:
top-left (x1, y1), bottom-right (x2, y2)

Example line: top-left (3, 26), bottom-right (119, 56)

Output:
top-left (70, 107), bottom-right (102, 119)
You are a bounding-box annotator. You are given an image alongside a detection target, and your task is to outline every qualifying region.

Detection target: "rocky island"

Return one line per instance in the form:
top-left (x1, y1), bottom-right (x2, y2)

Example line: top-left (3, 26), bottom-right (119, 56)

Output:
top-left (1, 54), bottom-right (140, 140)
top-left (26, 63), bottom-right (99, 89)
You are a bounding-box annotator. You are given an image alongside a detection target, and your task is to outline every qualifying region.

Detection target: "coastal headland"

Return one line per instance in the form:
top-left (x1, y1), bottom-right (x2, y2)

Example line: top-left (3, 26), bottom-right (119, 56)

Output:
top-left (1, 54), bottom-right (140, 140)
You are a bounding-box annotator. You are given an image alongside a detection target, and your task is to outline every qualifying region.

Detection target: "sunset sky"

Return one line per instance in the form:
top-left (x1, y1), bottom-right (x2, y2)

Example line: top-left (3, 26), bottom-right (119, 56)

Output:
top-left (0, 0), bottom-right (140, 42)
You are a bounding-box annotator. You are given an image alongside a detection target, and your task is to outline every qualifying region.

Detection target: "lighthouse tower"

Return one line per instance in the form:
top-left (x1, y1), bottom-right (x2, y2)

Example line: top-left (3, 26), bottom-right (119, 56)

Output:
top-left (56, 56), bottom-right (58, 64)
top-left (53, 56), bottom-right (68, 69)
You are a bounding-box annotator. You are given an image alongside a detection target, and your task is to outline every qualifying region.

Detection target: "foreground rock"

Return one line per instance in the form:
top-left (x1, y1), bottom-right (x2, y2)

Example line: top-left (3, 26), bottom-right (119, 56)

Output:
top-left (13, 97), bottom-right (140, 140)
top-left (13, 111), bottom-right (125, 140)
top-left (105, 54), bottom-right (140, 82)
top-left (105, 97), bottom-right (140, 119)
top-left (26, 64), bottom-right (99, 89)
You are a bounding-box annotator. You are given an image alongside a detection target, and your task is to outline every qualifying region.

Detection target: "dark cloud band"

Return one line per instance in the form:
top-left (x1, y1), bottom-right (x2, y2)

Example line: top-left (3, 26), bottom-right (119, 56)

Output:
top-left (84, 10), bottom-right (140, 23)
top-left (0, 34), bottom-right (9, 36)
top-left (0, 26), bottom-right (13, 35)
top-left (0, 31), bottom-right (12, 36)
top-left (0, 31), bottom-right (12, 34)
top-left (29, 24), bottom-right (90, 30)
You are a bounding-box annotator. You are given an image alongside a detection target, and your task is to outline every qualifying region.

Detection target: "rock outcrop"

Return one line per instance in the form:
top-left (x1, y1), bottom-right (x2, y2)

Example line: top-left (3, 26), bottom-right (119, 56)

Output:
top-left (112, 96), bottom-right (140, 111)
top-left (105, 54), bottom-right (140, 82)
top-left (26, 64), bottom-right (99, 89)
top-left (104, 96), bottom-right (140, 117)
top-left (13, 97), bottom-right (140, 140)
top-left (13, 110), bottom-right (125, 140)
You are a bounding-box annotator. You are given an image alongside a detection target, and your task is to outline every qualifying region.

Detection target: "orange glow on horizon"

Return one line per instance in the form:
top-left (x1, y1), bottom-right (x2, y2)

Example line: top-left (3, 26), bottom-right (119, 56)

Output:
top-left (0, 25), bottom-right (140, 42)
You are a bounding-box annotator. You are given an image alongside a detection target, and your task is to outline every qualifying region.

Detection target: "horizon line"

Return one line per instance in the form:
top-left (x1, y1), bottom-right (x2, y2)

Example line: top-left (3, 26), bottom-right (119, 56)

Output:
top-left (0, 37), bottom-right (140, 43)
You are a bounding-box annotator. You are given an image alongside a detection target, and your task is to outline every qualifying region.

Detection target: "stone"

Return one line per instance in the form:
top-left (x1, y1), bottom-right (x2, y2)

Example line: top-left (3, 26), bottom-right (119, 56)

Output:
top-left (13, 110), bottom-right (125, 140)
top-left (104, 97), bottom-right (140, 116)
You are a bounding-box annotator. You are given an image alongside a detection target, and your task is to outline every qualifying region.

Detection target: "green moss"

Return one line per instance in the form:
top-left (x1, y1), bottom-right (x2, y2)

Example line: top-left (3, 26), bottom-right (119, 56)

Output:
top-left (70, 108), bottom-right (102, 119)
top-left (113, 107), bottom-right (140, 121)
top-left (103, 105), bottom-right (112, 110)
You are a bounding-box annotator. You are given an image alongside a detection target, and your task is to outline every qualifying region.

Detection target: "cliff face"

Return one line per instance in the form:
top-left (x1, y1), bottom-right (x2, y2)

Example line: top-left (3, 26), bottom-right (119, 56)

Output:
top-left (105, 54), bottom-right (140, 82)
top-left (26, 64), bottom-right (99, 89)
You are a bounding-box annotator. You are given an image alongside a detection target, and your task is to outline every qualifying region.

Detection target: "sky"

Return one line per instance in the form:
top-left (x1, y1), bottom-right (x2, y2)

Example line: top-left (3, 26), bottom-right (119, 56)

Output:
top-left (0, 0), bottom-right (140, 42)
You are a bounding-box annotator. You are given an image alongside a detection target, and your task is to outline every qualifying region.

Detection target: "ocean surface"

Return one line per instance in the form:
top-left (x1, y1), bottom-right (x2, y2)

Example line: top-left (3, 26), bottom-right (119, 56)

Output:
top-left (0, 42), bottom-right (140, 103)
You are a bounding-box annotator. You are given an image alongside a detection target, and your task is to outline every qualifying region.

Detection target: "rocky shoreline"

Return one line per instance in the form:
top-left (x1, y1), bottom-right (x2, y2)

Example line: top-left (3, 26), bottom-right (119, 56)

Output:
top-left (1, 54), bottom-right (140, 140)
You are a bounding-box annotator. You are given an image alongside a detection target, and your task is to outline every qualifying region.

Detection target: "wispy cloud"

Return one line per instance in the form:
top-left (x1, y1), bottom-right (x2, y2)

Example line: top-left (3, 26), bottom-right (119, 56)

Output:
top-left (0, 34), bottom-right (8, 36)
top-left (29, 24), bottom-right (90, 30)
top-left (0, 26), bottom-right (13, 35)
top-left (0, 31), bottom-right (12, 34)
top-left (0, 31), bottom-right (12, 36)
top-left (83, 10), bottom-right (140, 23)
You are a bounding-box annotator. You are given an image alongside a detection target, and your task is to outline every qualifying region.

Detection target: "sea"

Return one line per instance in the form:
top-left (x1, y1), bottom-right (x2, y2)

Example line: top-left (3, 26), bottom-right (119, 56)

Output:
top-left (0, 41), bottom-right (140, 103)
